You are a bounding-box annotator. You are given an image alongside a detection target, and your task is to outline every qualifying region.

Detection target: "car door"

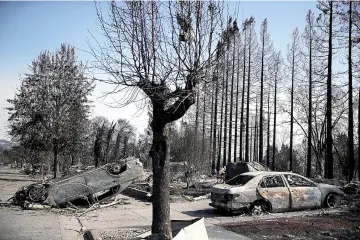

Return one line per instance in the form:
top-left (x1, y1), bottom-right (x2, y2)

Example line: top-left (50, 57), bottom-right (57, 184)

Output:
top-left (257, 175), bottom-right (291, 212)
top-left (284, 174), bottom-right (322, 210)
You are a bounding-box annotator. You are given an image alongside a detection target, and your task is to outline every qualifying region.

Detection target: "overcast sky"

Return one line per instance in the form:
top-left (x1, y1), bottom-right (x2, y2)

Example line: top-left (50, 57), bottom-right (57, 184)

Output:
top-left (0, 1), bottom-right (318, 141)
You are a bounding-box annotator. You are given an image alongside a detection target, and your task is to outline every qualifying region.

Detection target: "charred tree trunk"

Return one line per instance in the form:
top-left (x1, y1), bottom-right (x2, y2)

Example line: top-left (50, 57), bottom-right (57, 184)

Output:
top-left (290, 44), bottom-right (295, 172)
top-left (266, 88), bottom-right (271, 167)
top-left (223, 49), bottom-right (230, 166)
top-left (306, 47), bottom-right (312, 177)
top-left (217, 63), bottom-right (226, 173)
top-left (325, 1), bottom-right (333, 179)
top-left (259, 27), bottom-right (265, 166)
top-left (250, 123), bottom-right (253, 162)
top-left (212, 71), bottom-right (219, 174)
top-left (202, 84), bottom-right (206, 153)
top-left (234, 40), bottom-right (241, 163)
top-left (53, 139), bottom-right (58, 179)
top-left (240, 29), bottom-right (247, 162)
top-left (123, 137), bottom-right (128, 158)
top-left (358, 88), bottom-right (360, 181)
top-left (228, 34), bottom-right (236, 163)
top-left (348, 1), bottom-right (354, 182)
top-left (272, 58), bottom-right (279, 171)
top-left (253, 96), bottom-right (259, 162)
top-left (306, 20), bottom-right (313, 178)
top-left (150, 116), bottom-right (171, 238)
top-left (195, 90), bottom-right (200, 133)
top-left (245, 27), bottom-right (252, 162)
top-left (103, 121), bottom-right (116, 164)
top-left (94, 123), bottom-right (105, 168)
top-left (210, 80), bottom-right (215, 172)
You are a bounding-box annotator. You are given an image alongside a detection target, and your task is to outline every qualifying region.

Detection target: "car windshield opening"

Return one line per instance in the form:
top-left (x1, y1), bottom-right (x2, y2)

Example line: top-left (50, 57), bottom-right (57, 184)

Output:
top-left (226, 175), bottom-right (254, 186)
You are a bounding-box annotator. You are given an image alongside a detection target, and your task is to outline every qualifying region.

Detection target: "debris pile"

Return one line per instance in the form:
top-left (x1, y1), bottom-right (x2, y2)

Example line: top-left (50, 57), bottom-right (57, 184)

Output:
top-left (225, 161), bottom-right (269, 182)
top-left (99, 228), bottom-right (149, 240)
top-left (343, 182), bottom-right (360, 195)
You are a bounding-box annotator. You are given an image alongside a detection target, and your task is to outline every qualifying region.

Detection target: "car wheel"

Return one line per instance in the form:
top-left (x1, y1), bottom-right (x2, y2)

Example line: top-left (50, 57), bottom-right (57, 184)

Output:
top-left (250, 201), bottom-right (269, 216)
top-left (325, 193), bottom-right (339, 208)
top-left (28, 184), bottom-right (48, 202)
top-left (108, 163), bottom-right (126, 175)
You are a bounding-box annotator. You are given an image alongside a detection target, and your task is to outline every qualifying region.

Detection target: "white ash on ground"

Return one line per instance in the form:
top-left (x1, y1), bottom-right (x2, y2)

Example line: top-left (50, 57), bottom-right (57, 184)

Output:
top-left (99, 228), bottom-right (149, 240)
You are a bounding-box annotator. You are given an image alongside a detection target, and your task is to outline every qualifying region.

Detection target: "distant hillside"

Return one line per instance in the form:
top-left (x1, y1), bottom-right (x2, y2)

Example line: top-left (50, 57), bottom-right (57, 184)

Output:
top-left (0, 139), bottom-right (12, 153)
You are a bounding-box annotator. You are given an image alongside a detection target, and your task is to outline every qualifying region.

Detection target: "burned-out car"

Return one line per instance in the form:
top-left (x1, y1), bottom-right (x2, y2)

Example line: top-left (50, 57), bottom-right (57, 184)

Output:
top-left (210, 171), bottom-right (344, 215)
top-left (13, 157), bottom-right (143, 207)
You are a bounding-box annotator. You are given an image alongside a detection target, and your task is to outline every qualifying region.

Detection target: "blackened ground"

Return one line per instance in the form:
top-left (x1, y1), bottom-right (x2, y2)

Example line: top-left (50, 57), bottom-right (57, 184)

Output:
top-left (222, 211), bottom-right (360, 240)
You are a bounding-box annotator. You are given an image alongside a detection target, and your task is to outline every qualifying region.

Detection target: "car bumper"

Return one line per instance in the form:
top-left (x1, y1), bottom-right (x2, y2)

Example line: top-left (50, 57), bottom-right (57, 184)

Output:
top-left (209, 200), bottom-right (250, 212)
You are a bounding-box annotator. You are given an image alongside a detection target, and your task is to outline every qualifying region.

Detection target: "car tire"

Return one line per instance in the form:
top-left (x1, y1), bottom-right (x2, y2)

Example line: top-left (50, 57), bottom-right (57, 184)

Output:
top-left (250, 201), bottom-right (269, 216)
top-left (107, 163), bottom-right (126, 175)
top-left (27, 184), bottom-right (48, 202)
top-left (324, 193), bottom-right (339, 208)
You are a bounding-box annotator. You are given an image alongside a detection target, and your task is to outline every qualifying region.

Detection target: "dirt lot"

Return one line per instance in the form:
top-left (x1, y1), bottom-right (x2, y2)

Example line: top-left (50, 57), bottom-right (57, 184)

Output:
top-left (220, 192), bottom-right (360, 240)
top-left (223, 210), bottom-right (360, 240)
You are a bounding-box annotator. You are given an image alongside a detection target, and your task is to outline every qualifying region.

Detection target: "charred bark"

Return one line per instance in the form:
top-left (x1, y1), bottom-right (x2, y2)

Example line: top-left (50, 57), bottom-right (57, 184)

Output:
top-left (228, 33), bottom-right (237, 163)
top-left (253, 96), bottom-right (259, 162)
top-left (325, 1), bottom-right (333, 179)
top-left (272, 57), bottom-right (279, 171)
top-left (150, 117), bottom-right (171, 238)
top-left (259, 26), bottom-right (265, 167)
top-left (306, 17), bottom-right (313, 178)
top-left (94, 123), bottom-right (105, 168)
top-left (240, 28), bottom-right (247, 162)
top-left (53, 139), bottom-right (58, 179)
top-left (234, 40), bottom-right (241, 162)
top-left (223, 48), bottom-right (230, 166)
top-left (245, 26), bottom-right (252, 163)
top-left (266, 89), bottom-right (271, 167)
top-left (217, 61), bottom-right (226, 172)
top-left (210, 80), bottom-right (215, 173)
top-left (348, 1), bottom-right (354, 182)
top-left (358, 88), bottom-right (360, 181)
top-left (290, 42), bottom-right (295, 172)
top-left (212, 71), bottom-right (219, 174)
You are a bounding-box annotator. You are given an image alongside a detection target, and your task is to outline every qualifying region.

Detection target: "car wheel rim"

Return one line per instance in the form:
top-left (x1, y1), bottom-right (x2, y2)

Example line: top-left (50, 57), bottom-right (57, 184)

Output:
top-left (28, 185), bottom-right (47, 202)
top-left (327, 194), bottom-right (338, 208)
top-left (252, 205), bottom-right (263, 215)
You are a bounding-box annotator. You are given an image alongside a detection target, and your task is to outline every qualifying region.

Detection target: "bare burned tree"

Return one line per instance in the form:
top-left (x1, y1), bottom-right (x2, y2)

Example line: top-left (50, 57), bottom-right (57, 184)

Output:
top-left (245, 17), bottom-right (255, 162)
top-left (259, 18), bottom-right (272, 165)
top-left (287, 27), bottom-right (301, 171)
top-left (303, 10), bottom-right (316, 177)
top-left (317, 0), bottom-right (336, 179)
top-left (89, 1), bottom-right (222, 238)
top-left (272, 51), bottom-right (281, 171)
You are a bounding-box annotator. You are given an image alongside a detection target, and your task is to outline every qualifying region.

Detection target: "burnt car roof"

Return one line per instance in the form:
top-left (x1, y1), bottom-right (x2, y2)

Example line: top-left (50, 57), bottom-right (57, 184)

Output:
top-left (241, 171), bottom-right (300, 177)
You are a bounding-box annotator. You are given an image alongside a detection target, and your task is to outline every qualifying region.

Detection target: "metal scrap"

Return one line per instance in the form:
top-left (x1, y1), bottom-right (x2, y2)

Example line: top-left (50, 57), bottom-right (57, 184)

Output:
top-left (11, 157), bottom-right (144, 209)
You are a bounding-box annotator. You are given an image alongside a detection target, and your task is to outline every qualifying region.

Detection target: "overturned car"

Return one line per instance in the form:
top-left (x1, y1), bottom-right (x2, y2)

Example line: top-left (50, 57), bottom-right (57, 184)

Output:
top-left (12, 157), bottom-right (144, 207)
top-left (210, 171), bottom-right (345, 215)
